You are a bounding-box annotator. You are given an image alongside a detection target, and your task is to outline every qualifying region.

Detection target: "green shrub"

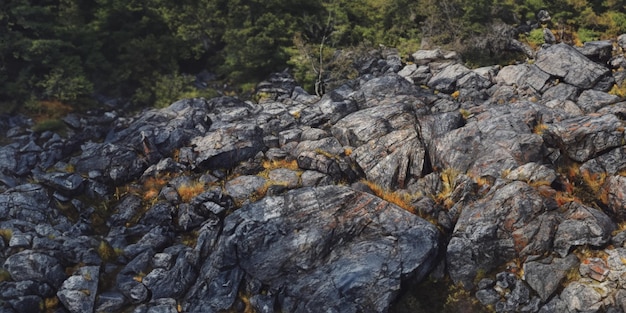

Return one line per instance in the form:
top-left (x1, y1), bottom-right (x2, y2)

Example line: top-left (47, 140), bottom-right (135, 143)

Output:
top-left (32, 119), bottom-right (66, 133)
top-left (577, 28), bottom-right (600, 43)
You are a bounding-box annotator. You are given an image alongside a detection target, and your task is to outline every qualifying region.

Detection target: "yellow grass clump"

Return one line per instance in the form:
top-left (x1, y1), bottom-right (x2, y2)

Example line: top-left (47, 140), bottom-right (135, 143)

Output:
top-left (177, 181), bottom-right (205, 203)
top-left (361, 180), bottom-right (415, 214)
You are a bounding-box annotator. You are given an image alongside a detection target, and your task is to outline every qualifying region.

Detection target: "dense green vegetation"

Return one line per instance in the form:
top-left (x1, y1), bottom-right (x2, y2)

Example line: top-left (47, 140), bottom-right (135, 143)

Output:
top-left (1, 0), bottom-right (625, 112)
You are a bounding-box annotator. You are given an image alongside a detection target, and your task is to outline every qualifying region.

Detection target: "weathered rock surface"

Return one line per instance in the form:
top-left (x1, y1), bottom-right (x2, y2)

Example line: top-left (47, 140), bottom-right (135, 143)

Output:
top-left (2, 38), bottom-right (626, 313)
top-left (185, 186), bottom-right (440, 313)
top-left (535, 43), bottom-right (611, 90)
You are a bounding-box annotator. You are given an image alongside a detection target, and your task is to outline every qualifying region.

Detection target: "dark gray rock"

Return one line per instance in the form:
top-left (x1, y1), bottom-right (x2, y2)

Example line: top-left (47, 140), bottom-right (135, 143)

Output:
top-left (267, 168), bottom-right (300, 188)
top-left (224, 175), bottom-right (267, 205)
top-left (95, 291), bottom-right (127, 313)
top-left (576, 89), bottom-right (620, 113)
top-left (4, 250), bottom-right (66, 288)
top-left (496, 64), bottom-right (550, 92)
top-left (505, 162), bottom-right (557, 186)
top-left (542, 99), bottom-right (584, 117)
top-left (430, 102), bottom-right (546, 178)
top-left (523, 255), bottom-right (579, 301)
top-left (0, 184), bottom-right (51, 224)
top-left (57, 266), bottom-right (99, 313)
top-left (605, 175), bottom-right (626, 222)
top-left (108, 194), bottom-right (143, 227)
top-left (143, 248), bottom-right (197, 299)
top-left (535, 43), bottom-right (611, 90)
top-left (184, 186), bottom-right (440, 313)
top-left (36, 172), bottom-right (85, 196)
top-left (553, 202), bottom-right (615, 257)
top-left (576, 40), bottom-right (613, 63)
top-left (545, 114), bottom-right (624, 162)
top-left (541, 83), bottom-right (579, 101)
top-left (560, 281), bottom-right (603, 312)
top-left (352, 128), bottom-right (425, 189)
top-left (476, 288), bottom-right (501, 306)
top-left (447, 181), bottom-right (553, 288)
top-left (124, 226), bottom-right (172, 259)
top-left (427, 63), bottom-right (471, 93)
top-left (6, 295), bottom-right (42, 313)
top-left (191, 123), bottom-right (264, 171)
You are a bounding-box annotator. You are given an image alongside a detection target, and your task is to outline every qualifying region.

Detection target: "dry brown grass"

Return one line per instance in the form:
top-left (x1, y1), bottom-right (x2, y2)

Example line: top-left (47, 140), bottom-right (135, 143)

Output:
top-left (261, 159), bottom-right (299, 171)
top-left (435, 168), bottom-right (460, 208)
top-left (362, 180), bottom-right (415, 214)
top-left (142, 176), bottom-right (168, 201)
top-left (177, 181), bottom-right (205, 203)
top-left (532, 123), bottom-right (549, 135)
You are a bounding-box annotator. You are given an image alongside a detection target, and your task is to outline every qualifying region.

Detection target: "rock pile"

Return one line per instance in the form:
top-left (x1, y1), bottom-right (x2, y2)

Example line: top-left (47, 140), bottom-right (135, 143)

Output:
top-left (1, 38), bottom-right (626, 313)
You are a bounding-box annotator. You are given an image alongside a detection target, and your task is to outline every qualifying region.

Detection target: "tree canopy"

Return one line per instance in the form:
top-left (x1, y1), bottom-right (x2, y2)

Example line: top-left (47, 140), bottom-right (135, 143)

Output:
top-left (1, 0), bottom-right (625, 112)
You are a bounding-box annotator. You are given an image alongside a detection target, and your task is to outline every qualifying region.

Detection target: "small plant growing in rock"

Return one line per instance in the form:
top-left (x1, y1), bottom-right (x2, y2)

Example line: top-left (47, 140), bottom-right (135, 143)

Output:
top-left (451, 90), bottom-right (460, 100)
top-left (97, 240), bottom-right (117, 263)
top-left (361, 180), bottom-right (416, 214)
top-left (142, 176), bottom-right (168, 201)
top-left (0, 269), bottom-right (11, 283)
top-left (177, 181), bottom-right (205, 203)
top-left (435, 168), bottom-right (460, 208)
top-left (532, 123), bottom-right (549, 135)
top-left (0, 228), bottom-right (13, 242)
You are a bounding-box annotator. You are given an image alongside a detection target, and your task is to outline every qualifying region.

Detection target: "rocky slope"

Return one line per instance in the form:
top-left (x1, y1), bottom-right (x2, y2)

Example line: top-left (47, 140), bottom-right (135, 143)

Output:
top-left (1, 39), bottom-right (626, 313)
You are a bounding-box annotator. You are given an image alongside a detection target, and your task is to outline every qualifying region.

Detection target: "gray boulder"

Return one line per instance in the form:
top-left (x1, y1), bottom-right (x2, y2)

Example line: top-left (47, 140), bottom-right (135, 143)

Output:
top-left (430, 102), bottom-right (546, 178)
top-left (576, 89), bottom-right (620, 113)
top-left (447, 181), bottom-right (555, 288)
top-left (523, 255), bottom-right (579, 301)
top-left (535, 44), bottom-right (610, 90)
top-left (427, 63), bottom-right (471, 93)
top-left (191, 123), bottom-right (265, 171)
top-left (57, 266), bottom-right (100, 313)
top-left (184, 186), bottom-right (440, 313)
top-left (545, 114), bottom-right (624, 162)
top-left (4, 250), bottom-right (66, 288)
top-left (553, 202), bottom-right (615, 257)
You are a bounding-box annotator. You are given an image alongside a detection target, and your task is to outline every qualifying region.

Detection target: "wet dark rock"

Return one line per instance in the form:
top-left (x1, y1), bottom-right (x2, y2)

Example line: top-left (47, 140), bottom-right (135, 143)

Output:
top-left (184, 186), bottom-right (439, 313)
top-left (535, 44), bottom-right (611, 90)
top-left (57, 266), bottom-right (99, 313)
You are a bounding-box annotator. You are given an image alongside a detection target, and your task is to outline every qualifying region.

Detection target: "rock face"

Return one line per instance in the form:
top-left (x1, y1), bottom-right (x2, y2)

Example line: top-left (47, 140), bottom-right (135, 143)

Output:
top-left (185, 186), bottom-right (440, 313)
top-left (2, 38), bottom-right (626, 313)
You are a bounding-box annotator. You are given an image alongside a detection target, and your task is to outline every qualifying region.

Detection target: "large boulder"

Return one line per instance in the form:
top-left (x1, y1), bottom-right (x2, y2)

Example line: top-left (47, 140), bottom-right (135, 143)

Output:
top-left (430, 102), bottom-right (547, 178)
top-left (535, 44), bottom-right (611, 90)
top-left (184, 186), bottom-right (440, 313)
top-left (544, 114), bottom-right (624, 162)
top-left (447, 181), bottom-right (556, 288)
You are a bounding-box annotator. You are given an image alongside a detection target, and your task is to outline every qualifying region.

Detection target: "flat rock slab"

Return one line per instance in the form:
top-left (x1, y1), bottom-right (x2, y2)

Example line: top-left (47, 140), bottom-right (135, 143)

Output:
top-left (184, 185), bottom-right (440, 313)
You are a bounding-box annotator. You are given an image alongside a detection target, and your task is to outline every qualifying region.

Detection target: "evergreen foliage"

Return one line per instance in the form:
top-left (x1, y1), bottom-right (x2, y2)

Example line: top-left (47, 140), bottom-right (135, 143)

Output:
top-left (1, 0), bottom-right (626, 111)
